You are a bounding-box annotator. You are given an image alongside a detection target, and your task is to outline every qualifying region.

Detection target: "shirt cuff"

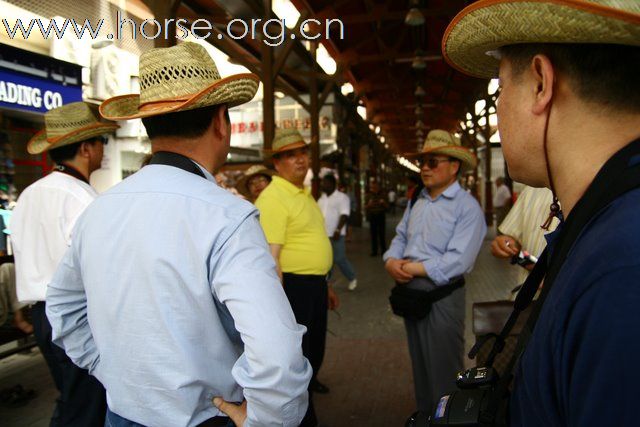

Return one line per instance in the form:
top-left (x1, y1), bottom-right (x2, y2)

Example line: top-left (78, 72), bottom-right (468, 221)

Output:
top-left (382, 249), bottom-right (401, 263)
top-left (422, 258), bottom-right (449, 286)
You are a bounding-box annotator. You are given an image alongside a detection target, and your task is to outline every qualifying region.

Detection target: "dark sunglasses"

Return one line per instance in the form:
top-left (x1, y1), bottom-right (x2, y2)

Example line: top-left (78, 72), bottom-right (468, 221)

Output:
top-left (96, 136), bottom-right (109, 145)
top-left (420, 157), bottom-right (452, 169)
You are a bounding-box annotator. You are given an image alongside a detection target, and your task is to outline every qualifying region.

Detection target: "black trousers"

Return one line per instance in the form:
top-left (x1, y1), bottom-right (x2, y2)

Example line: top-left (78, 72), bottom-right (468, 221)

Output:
top-left (282, 274), bottom-right (328, 427)
top-left (32, 302), bottom-right (107, 427)
top-left (368, 213), bottom-right (387, 255)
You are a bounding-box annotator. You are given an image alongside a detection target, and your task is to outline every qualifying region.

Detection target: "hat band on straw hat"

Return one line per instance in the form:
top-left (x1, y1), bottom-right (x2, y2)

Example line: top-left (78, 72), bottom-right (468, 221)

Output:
top-left (404, 145), bottom-right (477, 170)
top-left (139, 98), bottom-right (188, 112)
top-left (269, 140), bottom-right (308, 154)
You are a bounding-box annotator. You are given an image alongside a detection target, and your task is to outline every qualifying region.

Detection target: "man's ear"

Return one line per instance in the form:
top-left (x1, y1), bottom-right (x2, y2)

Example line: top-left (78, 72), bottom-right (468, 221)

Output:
top-left (272, 157), bottom-right (281, 174)
top-left (78, 141), bottom-right (92, 159)
top-left (451, 160), bottom-right (461, 176)
top-left (530, 54), bottom-right (555, 116)
top-left (212, 105), bottom-right (229, 139)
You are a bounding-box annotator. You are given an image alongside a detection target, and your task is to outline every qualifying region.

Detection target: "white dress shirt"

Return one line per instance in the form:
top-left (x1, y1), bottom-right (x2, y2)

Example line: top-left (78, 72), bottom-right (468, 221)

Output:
top-left (493, 184), bottom-right (512, 208)
top-left (46, 163), bottom-right (312, 427)
top-left (11, 171), bottom-right (97, 303)
top-left (318, 190), bottom-right (351, 236)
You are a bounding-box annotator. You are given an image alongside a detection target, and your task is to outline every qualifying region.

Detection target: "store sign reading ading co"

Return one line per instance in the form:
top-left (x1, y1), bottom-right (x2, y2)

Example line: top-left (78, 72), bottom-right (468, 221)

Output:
top-left (0, 68), bottom-right (82, 114)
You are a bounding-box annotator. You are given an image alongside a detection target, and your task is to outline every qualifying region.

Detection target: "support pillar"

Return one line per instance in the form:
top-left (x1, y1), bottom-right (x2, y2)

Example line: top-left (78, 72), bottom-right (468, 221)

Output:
top-left (309, 41), bottom-right (321, 198)
top-left (482, 109), bottom-right (493, 226)
top-left (261, 0), bottom-right (275, 155)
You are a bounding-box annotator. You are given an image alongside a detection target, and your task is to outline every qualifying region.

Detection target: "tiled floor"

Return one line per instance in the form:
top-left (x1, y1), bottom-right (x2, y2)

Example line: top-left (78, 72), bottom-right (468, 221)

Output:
top-left (0, 215), bottom-right (520, 426)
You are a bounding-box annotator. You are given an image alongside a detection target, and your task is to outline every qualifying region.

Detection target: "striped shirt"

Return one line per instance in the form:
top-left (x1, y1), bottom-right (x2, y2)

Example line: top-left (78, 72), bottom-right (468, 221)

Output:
top-left (498, 186), bottom-right (559, 284)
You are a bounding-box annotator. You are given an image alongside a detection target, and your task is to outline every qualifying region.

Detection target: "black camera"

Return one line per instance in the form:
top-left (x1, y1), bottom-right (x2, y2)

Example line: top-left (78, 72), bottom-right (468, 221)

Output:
top-left (405, 367), bottom-right (507, 427)
top-left (510, 250), bottom-right (538, 268)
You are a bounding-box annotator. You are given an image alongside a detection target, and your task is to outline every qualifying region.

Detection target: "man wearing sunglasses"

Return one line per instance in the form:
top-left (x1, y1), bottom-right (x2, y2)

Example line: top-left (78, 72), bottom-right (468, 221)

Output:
top-left (383, 129), bottom-right (486, 414)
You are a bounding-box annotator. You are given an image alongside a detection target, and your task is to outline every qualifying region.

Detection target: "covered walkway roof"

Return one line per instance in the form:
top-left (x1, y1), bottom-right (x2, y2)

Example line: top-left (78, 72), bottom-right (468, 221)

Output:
top-left (292, 0), bottom-right (486, 153)
top-left (166, 0), bottom-right (487, 154)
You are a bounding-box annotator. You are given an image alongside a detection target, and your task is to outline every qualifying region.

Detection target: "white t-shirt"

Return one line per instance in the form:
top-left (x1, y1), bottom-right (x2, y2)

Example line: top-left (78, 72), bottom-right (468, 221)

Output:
top-left (493, 184), bottom-right (512, 208)
top-left (11, 172), bottom-right (97, 303)
top-left (318, 190), bottom-right (351, 237)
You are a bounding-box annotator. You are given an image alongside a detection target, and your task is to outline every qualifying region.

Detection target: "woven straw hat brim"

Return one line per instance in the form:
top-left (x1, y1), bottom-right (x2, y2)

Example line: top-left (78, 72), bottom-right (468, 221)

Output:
top-left (443, 0), bottom-right (640, 78)
top-left (264, 140), bottom-right (309, 155)
top-left (100, 73), bottom-right (260, 121)
top-left (236, 168), bottom-right (275, 198)
top-left (27, 122), bottom-right (119, 155)
top-left (404, 146), bottom-right (478, 170)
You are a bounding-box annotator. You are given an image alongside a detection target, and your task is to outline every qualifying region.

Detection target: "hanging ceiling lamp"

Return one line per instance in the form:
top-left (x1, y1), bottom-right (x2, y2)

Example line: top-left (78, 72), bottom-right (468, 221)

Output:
top-left (412, 48), bottom-right (427, 70)
top-left (405, 0), bottom-right (425, 26)
top-left (412, 58), bottom-right (426, 70)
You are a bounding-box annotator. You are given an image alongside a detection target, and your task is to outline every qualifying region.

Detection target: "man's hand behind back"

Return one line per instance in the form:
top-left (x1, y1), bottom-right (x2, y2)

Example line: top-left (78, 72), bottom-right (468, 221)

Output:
top-left (213, 398), bottom-right (246, 427)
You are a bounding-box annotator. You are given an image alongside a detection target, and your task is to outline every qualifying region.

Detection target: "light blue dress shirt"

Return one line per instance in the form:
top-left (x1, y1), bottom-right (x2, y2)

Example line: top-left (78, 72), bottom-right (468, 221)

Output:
top-left (46, 162), bottom-right (312, 427)
top-left (383, 182), bottom-right (487, 285)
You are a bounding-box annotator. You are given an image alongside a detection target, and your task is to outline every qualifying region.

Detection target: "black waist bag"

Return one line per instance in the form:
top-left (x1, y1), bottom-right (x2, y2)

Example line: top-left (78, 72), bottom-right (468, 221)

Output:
top-left (389, 277), bottom-right (464, 321)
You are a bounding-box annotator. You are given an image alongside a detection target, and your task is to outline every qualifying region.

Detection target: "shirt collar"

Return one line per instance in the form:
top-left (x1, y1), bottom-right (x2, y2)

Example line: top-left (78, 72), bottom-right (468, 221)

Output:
top-left (421, 181), bottom-right (461, 201)
top-left (192, 161), bottom-right (216, 183)
top-left (272, 175), bottom-right (309, 195)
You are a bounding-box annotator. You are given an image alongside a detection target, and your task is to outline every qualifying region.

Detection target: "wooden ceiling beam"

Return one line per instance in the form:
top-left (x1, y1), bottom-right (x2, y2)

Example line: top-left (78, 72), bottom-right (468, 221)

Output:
top-left (338, 50), bottom-right (442, 66)
top-left (318, 7), bottom-right (459, 25)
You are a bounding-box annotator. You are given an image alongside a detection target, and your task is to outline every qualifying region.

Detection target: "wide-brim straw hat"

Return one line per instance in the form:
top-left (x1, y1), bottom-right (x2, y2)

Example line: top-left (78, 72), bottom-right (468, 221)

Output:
top-left (28, 102), bottom-right (118, 155)
top-left (236, 165), bottom-right (275, 198)
top-left (442, 0), bottom-right (640, 79)
top-left (405, 129), bottom-right (477, 170)
top-left (264, 128), bottom-right (309, 157)
top-left (100, 42), bottom-right (260, 120)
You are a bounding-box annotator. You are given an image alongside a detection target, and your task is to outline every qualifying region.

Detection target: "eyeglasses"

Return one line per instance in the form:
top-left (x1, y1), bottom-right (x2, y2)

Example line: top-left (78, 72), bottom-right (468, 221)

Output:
top-left (420, 157), bottom-right (452, 169)
top-left (97, 136), bottom-right (109, 145)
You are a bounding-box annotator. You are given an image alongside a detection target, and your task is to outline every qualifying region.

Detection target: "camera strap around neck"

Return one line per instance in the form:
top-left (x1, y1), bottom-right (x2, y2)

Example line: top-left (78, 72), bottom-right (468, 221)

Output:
top-left (480, 137), bottom-right (640, 425)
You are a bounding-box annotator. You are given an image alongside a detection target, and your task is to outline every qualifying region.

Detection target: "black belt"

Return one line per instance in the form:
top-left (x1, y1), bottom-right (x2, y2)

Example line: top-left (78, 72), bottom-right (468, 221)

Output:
top-left (282, 272), bottom-right (327, 280)
top-left (198, 416), bottom-right (231, 427)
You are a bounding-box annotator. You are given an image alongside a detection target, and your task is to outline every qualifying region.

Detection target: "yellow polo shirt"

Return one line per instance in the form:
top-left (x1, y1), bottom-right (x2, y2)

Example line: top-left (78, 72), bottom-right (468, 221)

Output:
top-left (255, 176), bottom-right (332, 275)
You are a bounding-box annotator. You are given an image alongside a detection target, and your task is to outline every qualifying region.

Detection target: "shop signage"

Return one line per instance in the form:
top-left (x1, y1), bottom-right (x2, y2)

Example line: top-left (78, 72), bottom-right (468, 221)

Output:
top-left (0, 68), bottom-right (82, 114)
top-left (230, 116), bottom-right (331, 135)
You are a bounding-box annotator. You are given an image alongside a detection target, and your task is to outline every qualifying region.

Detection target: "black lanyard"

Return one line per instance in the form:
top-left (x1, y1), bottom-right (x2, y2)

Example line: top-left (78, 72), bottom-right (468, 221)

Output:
top-left (53, 164), bottom-right (89, 185)
top-left (147, 151), bottom-right (207, 179)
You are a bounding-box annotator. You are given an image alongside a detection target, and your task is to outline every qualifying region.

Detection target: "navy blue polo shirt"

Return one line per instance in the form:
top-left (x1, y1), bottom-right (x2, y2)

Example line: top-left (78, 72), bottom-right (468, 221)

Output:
top-left (510, 187), bottom-right (640, 426)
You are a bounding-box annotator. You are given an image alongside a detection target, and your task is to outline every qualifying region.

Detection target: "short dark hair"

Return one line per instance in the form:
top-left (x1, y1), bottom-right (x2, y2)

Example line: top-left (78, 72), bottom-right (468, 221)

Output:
top-left (500, 43), bottom-right (640, 113)
top-left (49, 141), bottom-right (84, 163)
top-left (141, 104), bottom-right (227, 139)
top-left (323, 174), bottom-right (337, 186)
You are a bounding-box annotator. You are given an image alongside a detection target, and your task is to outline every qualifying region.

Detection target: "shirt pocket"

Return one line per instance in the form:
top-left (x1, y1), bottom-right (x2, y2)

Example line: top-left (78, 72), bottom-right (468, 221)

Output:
top-left (425, 218), bottom-right (455, 252)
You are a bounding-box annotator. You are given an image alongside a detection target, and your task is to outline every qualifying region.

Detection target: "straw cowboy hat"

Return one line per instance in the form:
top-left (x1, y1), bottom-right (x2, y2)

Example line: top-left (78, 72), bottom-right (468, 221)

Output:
top-left (99, 42), bottom-right (260, 120)
top-left (405, 129), bottom-right (477, 170)
top-left (236, 165), bottom-right (275, 198)
top-left (265, 128), bottom-right (309, 157)
top-left (442, 0), bottom-right (640, 79)
top-left (27, 102), bottom-right (118, 155)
